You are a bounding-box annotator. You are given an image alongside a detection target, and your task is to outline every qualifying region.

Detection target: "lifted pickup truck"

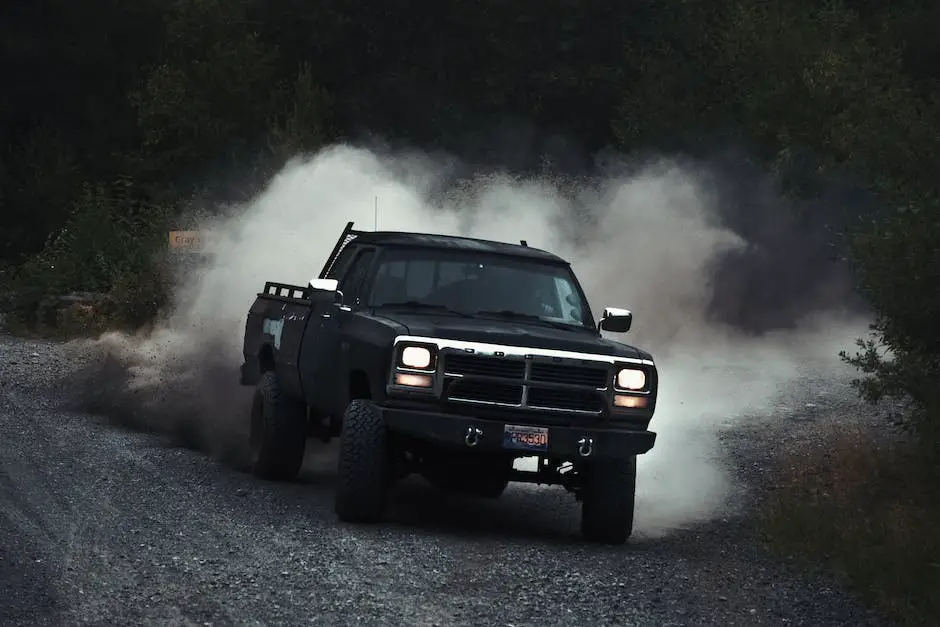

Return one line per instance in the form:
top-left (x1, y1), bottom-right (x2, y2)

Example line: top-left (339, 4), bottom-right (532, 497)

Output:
top-left (239, 221), bottom-right (658, 544)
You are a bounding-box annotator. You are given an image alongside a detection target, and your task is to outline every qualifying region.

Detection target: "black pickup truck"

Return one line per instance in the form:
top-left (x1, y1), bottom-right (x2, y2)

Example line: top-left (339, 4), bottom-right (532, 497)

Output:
top-left (239, 221), bottom-right (658, 544)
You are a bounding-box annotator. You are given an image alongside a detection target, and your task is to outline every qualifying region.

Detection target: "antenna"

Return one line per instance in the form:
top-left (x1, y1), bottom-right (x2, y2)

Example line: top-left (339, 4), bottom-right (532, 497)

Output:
top-left (374, 196), bottom-right (378, 231)
top-left (520, 239), bottom-right (528, 247)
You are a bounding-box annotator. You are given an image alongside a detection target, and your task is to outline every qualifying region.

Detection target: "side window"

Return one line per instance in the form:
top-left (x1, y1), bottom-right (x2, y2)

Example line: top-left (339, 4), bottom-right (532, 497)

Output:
top-left (325, 244), bottom-right (359, 280)
top-left (341, 249), bottom-right (376, 305)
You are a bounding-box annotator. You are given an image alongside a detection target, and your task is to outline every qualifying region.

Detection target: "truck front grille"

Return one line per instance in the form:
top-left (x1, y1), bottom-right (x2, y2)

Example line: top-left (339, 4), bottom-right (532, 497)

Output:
top-left (528, 387), bottom-right (606, 413)
top-left (442, 352), bottom-right (609, 414)
top-left (446, 380), bottom-right (523, 405)
top-left (444, 353), bottom-right (525, 379)
top-left (529, 362), bottom-right (609, 388)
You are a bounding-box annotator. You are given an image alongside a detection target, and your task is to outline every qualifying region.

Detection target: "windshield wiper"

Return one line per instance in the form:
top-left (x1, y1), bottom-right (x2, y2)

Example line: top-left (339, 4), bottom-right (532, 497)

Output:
top-left (374, 301), bottom-right (474, 318)
top-left (473, 309), bottom-right (586, 331)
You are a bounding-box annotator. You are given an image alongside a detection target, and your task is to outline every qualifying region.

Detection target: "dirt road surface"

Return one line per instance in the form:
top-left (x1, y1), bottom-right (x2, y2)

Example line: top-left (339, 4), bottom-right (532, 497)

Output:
top-left (0, 334), bottom-right (885, 626)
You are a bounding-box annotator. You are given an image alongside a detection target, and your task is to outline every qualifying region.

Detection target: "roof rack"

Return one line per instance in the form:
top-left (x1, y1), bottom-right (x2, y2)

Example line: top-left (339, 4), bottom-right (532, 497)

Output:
top-left (318, 221), bottom-right (357, 279)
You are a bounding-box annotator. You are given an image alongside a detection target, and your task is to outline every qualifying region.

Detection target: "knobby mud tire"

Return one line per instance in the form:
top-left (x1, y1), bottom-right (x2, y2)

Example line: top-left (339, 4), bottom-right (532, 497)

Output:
top-left (335, 399), bottom-right (391, 523)
top-left (580, 455), bottom-right (637, 545)
top-left (249, 371), bottom-right (307, 481)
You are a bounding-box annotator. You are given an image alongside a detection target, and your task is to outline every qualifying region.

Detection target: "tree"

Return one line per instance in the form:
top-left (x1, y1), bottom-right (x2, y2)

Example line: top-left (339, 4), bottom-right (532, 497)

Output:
top-left (130, 0), bottom-right (283, 201)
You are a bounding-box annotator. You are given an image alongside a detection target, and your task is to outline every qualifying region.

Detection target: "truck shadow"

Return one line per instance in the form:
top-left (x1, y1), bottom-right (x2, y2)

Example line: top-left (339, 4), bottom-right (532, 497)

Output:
top-left (294, 442), bottom-right (581, 543)
top-left (388, 481), bottom-right (722, 551)
top-left (386, 478), bottom-right (587, 545)
top-left (292, 443), bottom-right (661, 548)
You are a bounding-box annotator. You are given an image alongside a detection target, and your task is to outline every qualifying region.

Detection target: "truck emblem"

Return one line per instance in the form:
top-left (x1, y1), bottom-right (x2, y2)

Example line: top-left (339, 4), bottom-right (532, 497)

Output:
top-left (262, 317), bottom-right (284, 349)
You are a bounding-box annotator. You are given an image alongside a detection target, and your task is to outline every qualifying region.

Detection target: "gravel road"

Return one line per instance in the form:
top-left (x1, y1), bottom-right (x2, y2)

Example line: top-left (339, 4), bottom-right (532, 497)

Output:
top-left (0, 333), bottom-right (887, 626)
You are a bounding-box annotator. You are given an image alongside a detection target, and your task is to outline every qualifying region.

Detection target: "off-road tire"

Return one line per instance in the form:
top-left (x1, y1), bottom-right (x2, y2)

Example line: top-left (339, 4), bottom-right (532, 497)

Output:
top-left (249, 371), bottom-right (308, 481)
top-left (580, 455), bottom-right (637, 545)
top-left (335, 399), bottom-right (390, 523)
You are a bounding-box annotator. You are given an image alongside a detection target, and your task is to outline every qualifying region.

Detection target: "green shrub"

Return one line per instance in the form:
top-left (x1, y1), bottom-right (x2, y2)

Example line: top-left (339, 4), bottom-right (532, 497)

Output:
top-left (8, 178), bottom-right (171, 331)
top-left (842, 199), bottom-right (940, 463)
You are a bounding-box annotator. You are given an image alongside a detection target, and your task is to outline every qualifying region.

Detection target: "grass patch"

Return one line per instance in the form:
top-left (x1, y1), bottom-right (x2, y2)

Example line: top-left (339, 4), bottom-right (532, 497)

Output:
top-left (760, 425), bottom-right (940, 626)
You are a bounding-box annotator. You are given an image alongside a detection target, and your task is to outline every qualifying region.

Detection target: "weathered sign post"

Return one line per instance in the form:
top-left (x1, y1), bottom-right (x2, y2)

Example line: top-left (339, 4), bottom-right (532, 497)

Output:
top-left (167, 229), bottom-right (216, 271)
top-left (168, 230), bottom-right (211, 253)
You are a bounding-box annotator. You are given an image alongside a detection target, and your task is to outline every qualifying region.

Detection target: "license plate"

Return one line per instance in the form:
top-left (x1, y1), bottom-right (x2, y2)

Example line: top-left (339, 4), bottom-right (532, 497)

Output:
top-left (503, 424), bottom-right (549, 452)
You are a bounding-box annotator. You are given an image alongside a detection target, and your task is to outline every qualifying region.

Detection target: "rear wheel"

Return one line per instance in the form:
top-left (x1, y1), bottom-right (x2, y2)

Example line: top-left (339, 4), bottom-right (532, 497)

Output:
top-left (249, 371), bottom-right (308, 481)
top-left (580, 455), bottom-right (637, 545)
top-left (335, 399), bottom-right (391, 523)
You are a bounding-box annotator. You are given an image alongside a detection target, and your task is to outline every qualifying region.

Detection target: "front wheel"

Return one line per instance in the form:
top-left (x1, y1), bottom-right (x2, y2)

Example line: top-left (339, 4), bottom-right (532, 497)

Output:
top-left (579, 455), bottom-right (637, 545)
top-left (335, 399), bottom-right (391, 523)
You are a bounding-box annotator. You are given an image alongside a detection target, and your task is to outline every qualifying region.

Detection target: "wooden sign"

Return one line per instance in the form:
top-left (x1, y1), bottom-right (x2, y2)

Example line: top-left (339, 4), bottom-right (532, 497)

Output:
top-left (168, 230), bottom-right (210, 252)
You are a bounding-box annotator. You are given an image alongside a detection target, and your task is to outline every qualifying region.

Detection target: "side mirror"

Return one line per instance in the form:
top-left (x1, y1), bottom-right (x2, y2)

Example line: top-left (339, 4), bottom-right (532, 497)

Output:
top-left (309, 277), bottom-right (339, 292)
top-left (309, 277), bottom-right (343, 302)
top-left (599, 307), bottom-right (632, 333)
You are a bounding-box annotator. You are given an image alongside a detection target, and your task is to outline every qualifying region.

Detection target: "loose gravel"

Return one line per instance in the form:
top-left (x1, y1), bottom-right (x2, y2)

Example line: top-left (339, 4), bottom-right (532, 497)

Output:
top-left (0, 334), bottom-right (887, 626)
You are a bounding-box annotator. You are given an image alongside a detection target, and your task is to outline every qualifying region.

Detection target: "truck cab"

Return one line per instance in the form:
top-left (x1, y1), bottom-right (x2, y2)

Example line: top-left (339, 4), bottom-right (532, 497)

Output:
top-left (239, 222), bottom-right (658, 544)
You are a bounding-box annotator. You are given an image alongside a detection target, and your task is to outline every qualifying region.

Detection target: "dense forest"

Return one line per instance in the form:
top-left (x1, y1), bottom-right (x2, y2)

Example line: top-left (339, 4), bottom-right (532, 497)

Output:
top-left (2, 0), bottom-right (939, 456)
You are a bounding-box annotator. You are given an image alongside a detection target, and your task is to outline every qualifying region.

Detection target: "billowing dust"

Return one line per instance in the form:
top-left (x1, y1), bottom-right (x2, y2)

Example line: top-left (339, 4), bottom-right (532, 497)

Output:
top-left (67, 144), bottom-right (868, 537)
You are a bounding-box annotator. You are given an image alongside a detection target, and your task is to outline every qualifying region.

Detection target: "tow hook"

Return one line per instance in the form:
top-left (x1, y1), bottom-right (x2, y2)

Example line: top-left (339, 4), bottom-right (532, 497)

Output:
top-left (577, 436), bottom-right (594, 457)
top-left (464, 426), bottom-right (483, 447)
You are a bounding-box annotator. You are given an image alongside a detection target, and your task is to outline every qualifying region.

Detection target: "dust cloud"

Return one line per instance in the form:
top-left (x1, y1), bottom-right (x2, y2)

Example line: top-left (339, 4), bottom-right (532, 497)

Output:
top-left (67, 143), bottom-right (868, 537)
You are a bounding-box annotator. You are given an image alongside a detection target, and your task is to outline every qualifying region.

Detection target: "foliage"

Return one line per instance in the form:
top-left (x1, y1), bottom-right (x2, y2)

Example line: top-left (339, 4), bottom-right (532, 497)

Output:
top-left (609, 0), bottom-right (940, 454)
top-left (840, 198), bottom-right (940, 459)
top-left (8, 178), bottom-right (170, 328)
top-left (760, 426), bottom-right (940, 626)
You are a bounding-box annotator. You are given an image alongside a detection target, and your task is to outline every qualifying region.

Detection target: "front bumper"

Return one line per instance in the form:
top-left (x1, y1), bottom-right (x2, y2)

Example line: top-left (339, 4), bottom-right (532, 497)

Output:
top-left (377, 405), bottom-right (656, 460)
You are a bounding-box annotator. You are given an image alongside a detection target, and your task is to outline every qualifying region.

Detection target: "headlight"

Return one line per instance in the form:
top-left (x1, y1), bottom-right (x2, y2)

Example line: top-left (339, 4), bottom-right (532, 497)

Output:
top-left (400, 345), bottom-right (433, 369)
top-left (616, 367), bottom-right (646, 391)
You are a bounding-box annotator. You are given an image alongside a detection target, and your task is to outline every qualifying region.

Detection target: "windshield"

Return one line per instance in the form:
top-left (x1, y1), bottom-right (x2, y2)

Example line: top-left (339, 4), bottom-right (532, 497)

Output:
top-left (366, 246), bottom-right (595, 329)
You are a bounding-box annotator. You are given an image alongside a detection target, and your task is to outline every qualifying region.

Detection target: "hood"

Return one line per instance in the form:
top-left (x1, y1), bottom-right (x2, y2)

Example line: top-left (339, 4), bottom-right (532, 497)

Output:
top-left (369, 311), bottom-right (644, 359)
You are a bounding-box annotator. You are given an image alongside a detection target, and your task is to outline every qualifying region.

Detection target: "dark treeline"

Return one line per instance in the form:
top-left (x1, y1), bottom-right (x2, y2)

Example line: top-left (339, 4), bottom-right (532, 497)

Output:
top-left (2, 0), bottom-right (939, 454)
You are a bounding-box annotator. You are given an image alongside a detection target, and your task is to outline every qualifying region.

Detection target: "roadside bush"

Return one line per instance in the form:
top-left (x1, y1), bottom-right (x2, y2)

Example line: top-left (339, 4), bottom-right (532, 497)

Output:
top-left (107, 260), bottom-right (173, 330)
top-left (55, 300), bottom-right (111, 338)
top-left (841, 199), bottom-right (940, 464)
top-left (761, 426), bottom-right (940, 626)
top-left (8, 179), bottom-right (172, 333)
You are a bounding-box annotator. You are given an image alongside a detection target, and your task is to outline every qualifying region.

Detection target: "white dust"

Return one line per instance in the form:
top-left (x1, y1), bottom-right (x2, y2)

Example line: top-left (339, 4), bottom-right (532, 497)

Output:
top-left (73, 144), bottom-right (868, 537)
